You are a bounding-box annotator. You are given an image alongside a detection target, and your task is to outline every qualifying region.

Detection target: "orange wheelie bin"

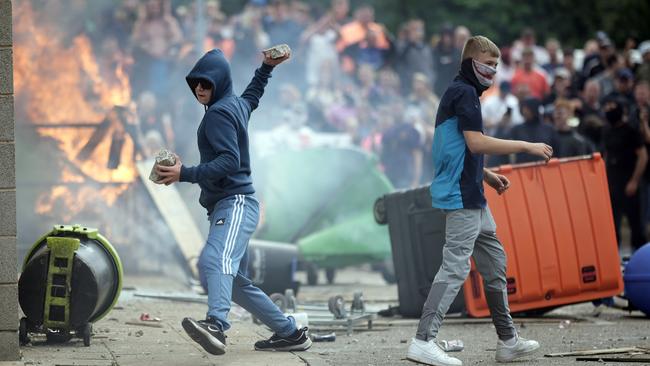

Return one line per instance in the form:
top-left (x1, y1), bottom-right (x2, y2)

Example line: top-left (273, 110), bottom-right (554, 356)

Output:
top-left (465, 153), bottom-right (624, 317)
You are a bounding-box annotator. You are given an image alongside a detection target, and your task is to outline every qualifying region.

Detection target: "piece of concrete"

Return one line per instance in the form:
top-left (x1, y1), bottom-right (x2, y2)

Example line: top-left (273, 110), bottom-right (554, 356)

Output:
top-left (263, 44), bottom-right (291, 59)
top-left (0, 191), bottom-right (15, 236)
top-left (0, 96), bottom-right (13, 141)
top-left (0, 284), bottom-right (17, 331)
top-left (0, 144), bottom-right (14, 188)
top-left (148, 149), bottom-right (176, 183)
top-left (0, 331), bottom-right (18, 362)
top-left (0, 237), bottom-right (16, 284)
top-left (0, 49), bottom-right (11, 95)
top-left (0, 1), bottom-right (10, 47)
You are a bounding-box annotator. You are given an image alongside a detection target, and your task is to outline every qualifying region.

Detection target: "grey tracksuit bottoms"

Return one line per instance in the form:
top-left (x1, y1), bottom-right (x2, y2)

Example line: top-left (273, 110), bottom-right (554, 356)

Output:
top-left (415, 206), bottom-right (516, 341)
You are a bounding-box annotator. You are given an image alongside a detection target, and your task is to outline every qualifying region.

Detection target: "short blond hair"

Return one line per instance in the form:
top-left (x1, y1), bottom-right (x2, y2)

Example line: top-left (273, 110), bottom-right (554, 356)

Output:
top-left (461, 35), bottom-right (501, 61)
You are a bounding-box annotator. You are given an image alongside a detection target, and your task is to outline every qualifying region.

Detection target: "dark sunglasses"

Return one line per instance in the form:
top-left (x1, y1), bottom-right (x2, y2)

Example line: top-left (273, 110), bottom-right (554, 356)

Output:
top-left (191, 79), bottom-right (213, 90)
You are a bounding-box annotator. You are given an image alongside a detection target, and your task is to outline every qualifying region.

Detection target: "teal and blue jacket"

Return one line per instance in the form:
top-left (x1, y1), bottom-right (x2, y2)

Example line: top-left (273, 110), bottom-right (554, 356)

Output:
top-left (430, 73), bottom-right (486, 210)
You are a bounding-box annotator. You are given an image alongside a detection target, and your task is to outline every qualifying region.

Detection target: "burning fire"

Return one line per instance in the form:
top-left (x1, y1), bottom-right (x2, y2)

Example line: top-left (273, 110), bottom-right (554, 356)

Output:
top-left (14, 1), bottom-right (138, 218)
top-left (35, 184), bottom-right (129, 222)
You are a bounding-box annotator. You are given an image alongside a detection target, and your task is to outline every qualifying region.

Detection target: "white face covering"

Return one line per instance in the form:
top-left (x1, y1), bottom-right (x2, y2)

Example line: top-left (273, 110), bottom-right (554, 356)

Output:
top-left (472, 59), bottom-right (497, 87)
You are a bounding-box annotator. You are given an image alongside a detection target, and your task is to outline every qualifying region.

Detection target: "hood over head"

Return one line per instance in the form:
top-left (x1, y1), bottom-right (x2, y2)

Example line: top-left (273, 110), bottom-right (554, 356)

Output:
top-left (186, 49), bottom-right (233, 107)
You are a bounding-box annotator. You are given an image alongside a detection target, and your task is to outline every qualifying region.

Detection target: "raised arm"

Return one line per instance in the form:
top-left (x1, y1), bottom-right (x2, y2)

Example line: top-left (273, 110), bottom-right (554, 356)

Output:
top-left (240, 49), bottom-right (291, 111)
top-left (240, 63), bottom-right (275, 112)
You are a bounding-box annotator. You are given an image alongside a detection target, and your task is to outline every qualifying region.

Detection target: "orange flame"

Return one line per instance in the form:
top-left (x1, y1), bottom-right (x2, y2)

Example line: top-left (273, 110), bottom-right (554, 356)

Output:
top-left (35, 184), bottom-right (130, 222)
top-left (14, 1), bottom-right (138, 217)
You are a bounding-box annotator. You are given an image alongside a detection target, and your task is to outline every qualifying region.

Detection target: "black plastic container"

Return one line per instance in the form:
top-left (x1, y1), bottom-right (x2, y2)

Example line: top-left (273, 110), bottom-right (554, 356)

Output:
top-left (375, 186), bottom-right (466, 318)
top-left (18, 225), bottom-right (122, 346)
top-left (248, 239), bottom-right (299, 295)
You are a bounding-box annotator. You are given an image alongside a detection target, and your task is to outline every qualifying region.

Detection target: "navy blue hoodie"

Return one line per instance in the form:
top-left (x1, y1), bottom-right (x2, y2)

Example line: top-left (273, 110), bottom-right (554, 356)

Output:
top-left (180, 49), bottom-right (274, 213)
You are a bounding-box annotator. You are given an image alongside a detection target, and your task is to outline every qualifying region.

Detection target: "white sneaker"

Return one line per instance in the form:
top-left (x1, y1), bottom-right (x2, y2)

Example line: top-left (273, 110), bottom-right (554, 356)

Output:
top-left (495, 336), bottom-right (540, 362)
top-left (407, 338), bottom-right (462, 366)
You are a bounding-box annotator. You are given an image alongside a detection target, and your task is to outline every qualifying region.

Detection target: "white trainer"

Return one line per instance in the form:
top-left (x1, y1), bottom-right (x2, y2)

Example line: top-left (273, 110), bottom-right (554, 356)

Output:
top-left (407, 338), bottom-right (462, 366)
top-left (495, 336), bottom-right (540, 362)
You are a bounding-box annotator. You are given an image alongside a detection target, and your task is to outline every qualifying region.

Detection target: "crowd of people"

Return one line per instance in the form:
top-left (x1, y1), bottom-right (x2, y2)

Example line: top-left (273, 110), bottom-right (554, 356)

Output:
top-left (83, 0), bottom-right (650, 253)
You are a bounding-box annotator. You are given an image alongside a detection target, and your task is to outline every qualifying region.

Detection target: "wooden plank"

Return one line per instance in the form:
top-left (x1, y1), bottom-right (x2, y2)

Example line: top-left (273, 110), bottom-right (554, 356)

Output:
top-left (136, 160), bottom-right (204, 278)
top-left (133, 292), bottom-right (208, 304)
top-left (576, 357), bottom-right (650, 363)
top-left (124, 321), bottom-right (164, 328)
top-left (545, 347), bottom-right (645, 357)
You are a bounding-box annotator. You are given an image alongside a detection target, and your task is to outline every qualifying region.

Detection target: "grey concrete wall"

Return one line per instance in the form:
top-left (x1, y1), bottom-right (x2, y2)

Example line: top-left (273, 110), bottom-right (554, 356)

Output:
top-left (0, 0), bottom-right (19, 361)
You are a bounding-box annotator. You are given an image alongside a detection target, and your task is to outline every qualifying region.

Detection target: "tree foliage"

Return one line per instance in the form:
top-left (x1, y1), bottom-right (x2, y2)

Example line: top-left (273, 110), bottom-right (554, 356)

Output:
top-left (372, 0), bottom-right (650, 47)
top-left (220, 0), bottom-right (650, 48)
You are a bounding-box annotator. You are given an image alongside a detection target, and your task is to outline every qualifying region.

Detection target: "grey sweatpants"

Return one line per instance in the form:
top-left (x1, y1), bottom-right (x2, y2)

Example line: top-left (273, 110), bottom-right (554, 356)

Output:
top-left (415, 206), bottom-right (516, 341)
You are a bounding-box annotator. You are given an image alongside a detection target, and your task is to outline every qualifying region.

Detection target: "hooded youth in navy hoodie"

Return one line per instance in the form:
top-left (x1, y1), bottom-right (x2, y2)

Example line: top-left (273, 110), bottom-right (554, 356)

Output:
top-left (180, 49), bottom-right (274, 214)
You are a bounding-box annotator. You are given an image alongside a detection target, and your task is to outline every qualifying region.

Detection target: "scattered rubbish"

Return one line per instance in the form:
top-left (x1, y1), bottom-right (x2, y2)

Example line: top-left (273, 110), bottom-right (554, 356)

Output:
top-left (439, 339), bottom-right (464, 352)
top-left (264, 289), bottom-right (377, 335)
top-left (400, 340), bottom-right (407, 344)
top-left (134, 330), bottom-right (144, 337)
top-left (545, 347), bottom-right (650, 357)
top-left (125, 321), bottom-right (163, 328)
top-left (558, 320), bottom-right (571, 329)
top-left (311, 332), bottom-right (336, 342)
top-left (139, 313), bottom-right (161, 322)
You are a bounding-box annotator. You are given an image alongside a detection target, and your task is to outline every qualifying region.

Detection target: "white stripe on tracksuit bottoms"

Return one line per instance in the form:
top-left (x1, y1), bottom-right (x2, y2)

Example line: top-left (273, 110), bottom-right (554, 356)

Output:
top-left (222, 194), bottom-right (245, 275)
top-left (199, 193), bottom-right (297, 337)
top-left (226, 195), bottom-right (246, 274)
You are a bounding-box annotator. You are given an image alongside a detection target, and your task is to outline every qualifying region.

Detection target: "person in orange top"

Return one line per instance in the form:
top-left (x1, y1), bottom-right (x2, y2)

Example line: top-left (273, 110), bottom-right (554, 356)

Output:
top-left (336, 4), bottom-right (390, 73)
top-left (511, 48), bottom-right (550, 100)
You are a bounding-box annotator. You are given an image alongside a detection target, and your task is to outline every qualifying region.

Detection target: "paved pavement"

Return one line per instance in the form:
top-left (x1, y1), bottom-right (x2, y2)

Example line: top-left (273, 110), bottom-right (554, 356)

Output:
top-left (15, 276), bottom-right (306, 366)
top-left (8, 267), bottom-right (650, 366)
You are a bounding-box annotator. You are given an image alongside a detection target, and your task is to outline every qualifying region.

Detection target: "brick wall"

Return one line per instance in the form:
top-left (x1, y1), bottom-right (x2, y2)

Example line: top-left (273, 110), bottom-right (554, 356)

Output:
top-left (0, 0), bottom-right (19, 360)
